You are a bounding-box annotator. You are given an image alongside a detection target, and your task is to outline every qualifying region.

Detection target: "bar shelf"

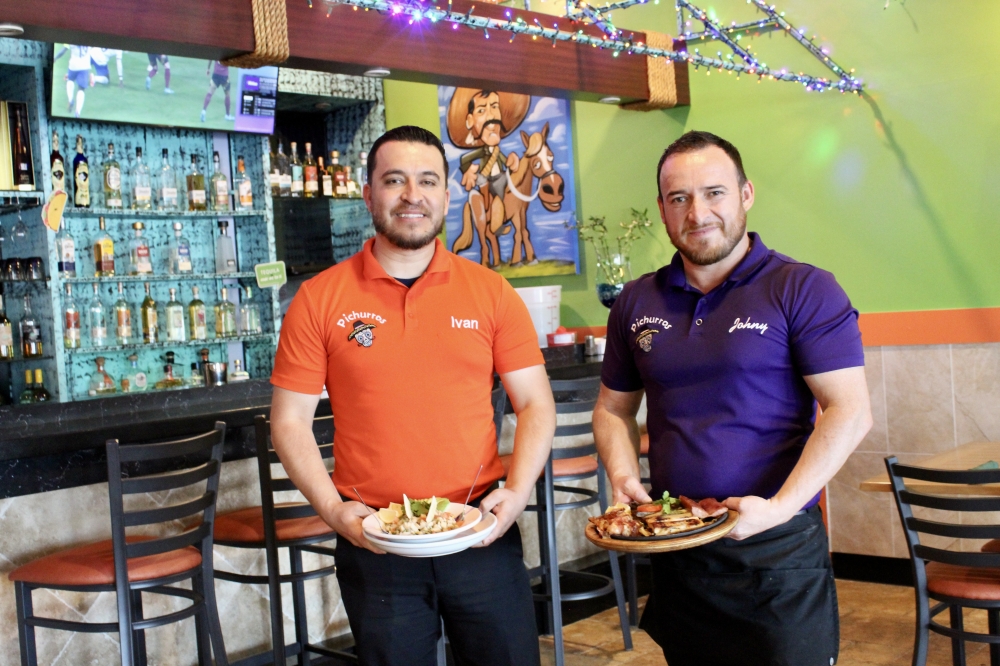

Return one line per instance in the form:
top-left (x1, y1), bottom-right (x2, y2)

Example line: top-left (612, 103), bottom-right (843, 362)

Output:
top-left (64, 333), bottom-right (275, 355)
top-left (0, 355), bottom-right (54, 364)
top-left (62, 208), bottom-right (265, 218)
top-left (63, 272), bottom-right (257, 284)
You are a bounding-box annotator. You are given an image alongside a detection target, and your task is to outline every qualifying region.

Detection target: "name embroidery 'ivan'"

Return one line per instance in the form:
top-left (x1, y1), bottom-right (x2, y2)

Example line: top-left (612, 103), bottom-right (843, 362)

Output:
top-left (729, 317), bottom-right (768, 335)
top-left (451, 316), bottom-right (479, 329)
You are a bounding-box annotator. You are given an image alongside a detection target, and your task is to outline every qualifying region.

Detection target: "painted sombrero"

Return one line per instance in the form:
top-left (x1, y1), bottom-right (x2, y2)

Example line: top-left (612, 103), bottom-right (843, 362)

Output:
top-left (446, 88), bottom-right (531, 148)
top-left (347, 321), bottom-right (376, 341)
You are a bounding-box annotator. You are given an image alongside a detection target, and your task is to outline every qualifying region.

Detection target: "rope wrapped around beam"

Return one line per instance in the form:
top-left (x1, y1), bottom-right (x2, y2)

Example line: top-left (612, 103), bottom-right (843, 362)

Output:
top-left (620, 31), bottom-right (679, 111)
top-left (222, 0), bottom-right (290, 68)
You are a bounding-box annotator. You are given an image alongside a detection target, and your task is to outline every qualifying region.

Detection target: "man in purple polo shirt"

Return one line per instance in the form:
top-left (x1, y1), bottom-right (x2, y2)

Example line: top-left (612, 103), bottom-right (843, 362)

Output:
top-left (594, 131), bottom-right (873, 666)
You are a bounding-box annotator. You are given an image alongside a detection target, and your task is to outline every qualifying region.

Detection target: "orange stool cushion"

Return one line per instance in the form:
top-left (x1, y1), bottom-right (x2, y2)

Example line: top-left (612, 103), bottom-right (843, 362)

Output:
top-left (639, 433), bottom-right (649, 456)
top-left (8, 536), bottom-right (201, 587)
top-left (214, 504), bottom-right (334, 544)
top-left (926, 561), bottom-right (1000, 601)
top-left (982, 540), bottom-right (1000, 554)
top-left (499, 454), bottom-right (599, 479)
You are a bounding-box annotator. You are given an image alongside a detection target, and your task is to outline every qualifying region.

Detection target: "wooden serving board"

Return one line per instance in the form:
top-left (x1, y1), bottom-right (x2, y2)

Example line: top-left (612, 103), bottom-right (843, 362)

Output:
top-left (585, 510), bottom-right (739, 554)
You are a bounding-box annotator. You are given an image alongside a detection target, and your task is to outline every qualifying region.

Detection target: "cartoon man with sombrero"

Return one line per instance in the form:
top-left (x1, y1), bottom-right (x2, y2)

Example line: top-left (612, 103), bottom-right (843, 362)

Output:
top-left (347, 320), bottom-right (376, 348)
top-left (446, 89), bottom-right (530, 239)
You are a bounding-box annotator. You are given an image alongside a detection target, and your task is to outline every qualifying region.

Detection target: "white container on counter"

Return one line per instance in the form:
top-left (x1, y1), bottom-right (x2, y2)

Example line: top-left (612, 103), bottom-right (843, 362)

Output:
top-left (515, 285), bottom-right (561, 349)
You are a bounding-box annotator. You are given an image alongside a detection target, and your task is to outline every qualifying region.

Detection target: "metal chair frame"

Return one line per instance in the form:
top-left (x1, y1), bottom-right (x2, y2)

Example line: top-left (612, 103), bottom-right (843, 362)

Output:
top-left (624, 440), bottom-right (652, 627)
top-left (14, 422), bottom-right (229, 666)
top-left (886, 455), bottom-right (1000, 666)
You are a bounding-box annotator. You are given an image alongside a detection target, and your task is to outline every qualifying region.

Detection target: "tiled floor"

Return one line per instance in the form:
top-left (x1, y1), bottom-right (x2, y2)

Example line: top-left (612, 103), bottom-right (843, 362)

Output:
top-left (540, 580), bottom-right (999, 665)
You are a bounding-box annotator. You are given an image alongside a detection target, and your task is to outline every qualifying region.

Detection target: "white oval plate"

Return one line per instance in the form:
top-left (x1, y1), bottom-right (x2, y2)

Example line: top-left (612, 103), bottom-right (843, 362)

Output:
top-left (362, 505), bottom-right (482, 543)
top-left (365, 513), bottom-right (498, 558)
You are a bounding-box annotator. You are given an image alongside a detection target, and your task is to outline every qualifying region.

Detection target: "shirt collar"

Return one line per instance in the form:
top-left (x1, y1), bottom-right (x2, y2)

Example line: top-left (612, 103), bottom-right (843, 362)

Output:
top-left (664, 231), bottom-right (769, 291)
top-left (361, 236), bottom-right (453, 282)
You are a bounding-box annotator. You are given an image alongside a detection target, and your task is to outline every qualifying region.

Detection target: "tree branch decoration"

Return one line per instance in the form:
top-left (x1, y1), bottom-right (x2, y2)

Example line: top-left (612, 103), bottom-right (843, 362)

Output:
top-left (569, 208), bottom-right (653, 285)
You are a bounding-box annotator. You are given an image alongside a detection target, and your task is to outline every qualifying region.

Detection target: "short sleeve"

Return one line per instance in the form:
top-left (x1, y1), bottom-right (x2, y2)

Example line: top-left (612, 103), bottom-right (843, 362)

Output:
top-left (600, 283), bottom-right (644, 392)
top-left (492, 278), bottom-right (544, 374)
top-left (270, 283), bottom-right (329, 394)
top-left (788, 268), bottom-right (865, 376)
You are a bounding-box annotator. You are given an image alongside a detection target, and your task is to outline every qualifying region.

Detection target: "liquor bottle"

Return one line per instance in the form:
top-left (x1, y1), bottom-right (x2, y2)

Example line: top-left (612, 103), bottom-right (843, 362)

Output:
top-left (92, 217), bottom-right (115, 277)
top-left (290, 142), bottom-right (303, 198)
top-left (121, 353), bottom-right (148, 392)
top-left (131, 147), bottom-right (152, 210)
top-left (276, 143), bottom-right (291, 197)
top-left (228, 358), bottom-right (250, 382)
top-left (55, 225), bottom-right (77, 278)
top-left (88, 283), bottom-right (108, 347)
top-left (269, 144), bottom-right (280, 197)
top-left (32, 369), bottom-right (51, 402)
top-left (165, 288), bottom-right (185, 342)
top-left (235, 155), bottom-right (253, 210)
top-left (158, 148), bottom-right (179, 211)
top-left (51, 131), bottom-right (66, 192)
top-left (10, 103), bottom-right (34, 191)
top-left (318, 156), bottom-right (333, 197)
top-left (18, 370), bottom-right (35, 404)
top-left (0, 295), bottom-right (14, 360)
top-left (358, 151), bottom-right (369, 191)
top-left (331, 151), bottom-right (348, 198)
top-left (63, 284), bottom-right (81, 349)
top-left (187, 362), bottom-right (205, 387)
top-left (214, 288), bottom-right (236, 338)
top-left (20, 295), bottom-right (43, 357)
top-left (186, 155), bottom-right (207, 211)
top-left (210, 151), bottom-right (230, 211)
top-left (215, 220), bottom-right (237, 274)
top-left (73, 135), bottom-right (90, 207)
top-left (101, 143), bottom-right (122, 209)
top-left (128, 222), bottom-right (153, 275)
top-left (113, 281), bottom-right (132, 344)
top-left (167, 222), bottom-right (193, 274)
top-left (155, 356), bottom-right (185, 390)
top-left (303, 142), bottom-right (318, 198)
top-left (238, 285), bottom-right (262, 335)
top-left (88, 356), bottom-right (117, 395)
top-left (188, 286), bottom-right (207, 340)
top-left (140, 282), bottom-right (158, 343)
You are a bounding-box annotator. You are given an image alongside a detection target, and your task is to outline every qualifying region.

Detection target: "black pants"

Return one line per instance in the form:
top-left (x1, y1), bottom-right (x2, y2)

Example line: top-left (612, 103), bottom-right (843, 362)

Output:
top-left (641, 506), bottom-right (838, 666)
top-left (335, 522), bottom-right (540, 666)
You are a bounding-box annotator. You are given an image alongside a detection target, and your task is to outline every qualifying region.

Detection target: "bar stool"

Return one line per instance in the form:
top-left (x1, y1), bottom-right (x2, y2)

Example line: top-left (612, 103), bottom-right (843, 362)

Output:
top-left (500, 376), bottom-right (632, 666)
top-left (624, 432), bottom-right (651, 626)
top-left (213, 414), bottom-right (355, 666)
top-left (10, 423), bottom-right (229, 666)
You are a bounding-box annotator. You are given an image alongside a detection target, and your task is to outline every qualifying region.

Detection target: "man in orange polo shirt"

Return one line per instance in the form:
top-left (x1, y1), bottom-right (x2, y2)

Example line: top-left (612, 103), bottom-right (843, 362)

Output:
top-left (269, 125), bottom-right (556, 665)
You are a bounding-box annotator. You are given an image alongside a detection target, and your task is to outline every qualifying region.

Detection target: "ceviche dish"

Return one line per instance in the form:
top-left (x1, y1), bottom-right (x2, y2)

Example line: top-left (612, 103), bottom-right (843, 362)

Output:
top-left (377, 495), bottom-right (463, 536)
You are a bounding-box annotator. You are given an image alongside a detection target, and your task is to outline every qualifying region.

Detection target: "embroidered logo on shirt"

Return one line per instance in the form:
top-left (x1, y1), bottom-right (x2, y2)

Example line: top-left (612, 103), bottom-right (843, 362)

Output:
top-left (337, 310), bottom-right (387, 328)
top-left (451, 316), bottom-right (479, 329)
top-left (636, 328), bottom-right (659, 352)
top-left (348, 320), bottom-right (377, 347)
top-left (630, 316), bottom-right (671, 333)
top-left (729, 317), bottom-right (769, 335)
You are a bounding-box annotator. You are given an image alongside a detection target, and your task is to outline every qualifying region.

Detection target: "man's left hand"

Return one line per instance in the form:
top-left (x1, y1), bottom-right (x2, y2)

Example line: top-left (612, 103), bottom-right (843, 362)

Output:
top-left (506, 153), bottom-right (520, 173)
top-left (723, 495), bottom-right (796, 540)
top-left (474, 486), bottom-right (530, 548)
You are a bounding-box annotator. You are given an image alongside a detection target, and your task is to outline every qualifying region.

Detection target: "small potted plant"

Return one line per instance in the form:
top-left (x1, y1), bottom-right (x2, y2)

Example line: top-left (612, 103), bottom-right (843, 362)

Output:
top-left (569, 208), bottom-right (652, 307)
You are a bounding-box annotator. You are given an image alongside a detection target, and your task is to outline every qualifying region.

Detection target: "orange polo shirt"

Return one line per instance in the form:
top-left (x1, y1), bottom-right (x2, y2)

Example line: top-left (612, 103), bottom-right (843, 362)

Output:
top-left (271, 238), bottom-right (544, 508)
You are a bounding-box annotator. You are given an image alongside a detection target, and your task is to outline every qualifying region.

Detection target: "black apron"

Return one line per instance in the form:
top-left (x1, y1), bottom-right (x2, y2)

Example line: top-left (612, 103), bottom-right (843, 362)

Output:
top-left (640, 506), bottom-right (838, 666)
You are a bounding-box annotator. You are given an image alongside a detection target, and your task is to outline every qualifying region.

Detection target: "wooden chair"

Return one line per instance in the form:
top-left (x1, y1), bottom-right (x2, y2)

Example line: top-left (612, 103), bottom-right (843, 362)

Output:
top-left (10, 423), bottom-right (229, 666)
top-left (886, 455), bottom-right (1000, 666)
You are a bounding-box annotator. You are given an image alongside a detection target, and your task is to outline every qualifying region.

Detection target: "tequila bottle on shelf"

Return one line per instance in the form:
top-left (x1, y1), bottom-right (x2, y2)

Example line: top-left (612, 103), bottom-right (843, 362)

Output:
top-left (358, 151), bottom-right (369, 192)
top-left (102, 143), bottom-right (122, 209)
top-left (165, 288), bottom-right (186, 342)
top-left (92, 217), bottom-right (115, 277)
top-left (113, 281), bottom-right (133, 344)
top-left (188, 286), bottom-right (207, 340)
top-left (215, 220), bottom-right (237, 274)
top-left (238, 285), bottom-right (262, 335)
top-left (186, 155), bottom-right (207, 211)
top-left (18, 370), bottom-right (35, 404)
top-left (214, 288), bottom-right (236, 338)
top-left (131, 146), bottom-right (152, 210)
top-left (63, 284), bottom-right (81, 349)
top-left (128, 222), bottom-right (153, 275)
top-left (303, 142), bottom-right (318, 198)
top-left (168, 222), bottom-right (193, 274)
top-left (319, 156), bottom-right (333, 197)
top-left (55, 225), bottom-right (77, 278)
top-left (32, 369), bottom-right (51, 402)
top-left (158, 148), bottom-right (179, 211)
top-left (88, 356), bottom-right (117, 396)
top-left (345, 165), bottom-right (358, 198)
top-left (121, 354), bottom-right (148, 392)
top-left (187, 362), bottom-right (205, 387)
top-left (0, 295), bottom-right (14, 360)
top-left (141, 282), bottom-right (158, 343)
top-left (88, 283), bottom-right (108, 347)
top-left (229, 358), bottom-right (250, 382)
top-left (51, 131), bottom-right (65, 192)
top-left (73, 135), bottom-right (90, 208)
top-left (155, 351), bottom-right (185, 390)
top-left (290, 142), bottom-right (303, 198)
top-left (19, 295), bottom-right (43, 358)
top-left (235, 155), bottom-right (253, 210)
top-left (210, 151), bottom-right (230, 211)
top-left (276, 143), bottom-right (291, 197)
top-left (329, 151), bottom-right (347, 198)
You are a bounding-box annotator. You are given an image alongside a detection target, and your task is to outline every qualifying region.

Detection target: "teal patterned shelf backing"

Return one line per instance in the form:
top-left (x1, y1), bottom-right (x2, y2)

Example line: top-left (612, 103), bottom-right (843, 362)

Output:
top-left (0, 38), bottom-right (49, 66)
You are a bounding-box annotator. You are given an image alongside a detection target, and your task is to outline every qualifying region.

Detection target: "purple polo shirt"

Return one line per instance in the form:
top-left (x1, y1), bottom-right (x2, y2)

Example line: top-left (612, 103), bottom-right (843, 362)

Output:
top-left (601, 232), bottom-right (864, 508)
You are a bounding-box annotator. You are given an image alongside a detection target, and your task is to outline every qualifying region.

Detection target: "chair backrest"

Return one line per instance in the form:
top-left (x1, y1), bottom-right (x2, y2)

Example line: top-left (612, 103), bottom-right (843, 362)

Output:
top-left (885, 455), bottom-right (1000, 572)
top-left (105, 421), bottom-right (226, 567)
top-left (550, 376), bottom-right (600, 461)
top-left (254, 414), bottom-right (334, 524)
top-left (492, 385), bottom-right (507, 443)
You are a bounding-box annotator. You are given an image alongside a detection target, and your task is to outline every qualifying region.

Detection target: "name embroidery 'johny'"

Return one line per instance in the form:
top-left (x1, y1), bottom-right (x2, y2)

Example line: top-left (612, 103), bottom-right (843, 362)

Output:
top-left (729, 317), bottom-right (769, 335)
top-left (451, 316), bottom-right (479, 329)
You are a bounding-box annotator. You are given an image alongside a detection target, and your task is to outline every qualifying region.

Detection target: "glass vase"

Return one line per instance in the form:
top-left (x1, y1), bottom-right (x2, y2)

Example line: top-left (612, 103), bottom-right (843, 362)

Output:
top-left (595, 253), bottom-right (631, 308)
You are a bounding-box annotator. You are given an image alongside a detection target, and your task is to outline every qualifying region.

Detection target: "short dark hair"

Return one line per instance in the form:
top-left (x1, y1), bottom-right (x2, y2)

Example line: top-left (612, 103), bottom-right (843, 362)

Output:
top-left (367, 125), bottom-right (449, 185)
top-left (656, 131), bottom-right (747, 199)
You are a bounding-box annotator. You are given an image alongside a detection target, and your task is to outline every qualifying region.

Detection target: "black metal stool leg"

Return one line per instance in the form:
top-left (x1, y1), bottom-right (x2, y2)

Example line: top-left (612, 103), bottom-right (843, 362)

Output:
top-left (130, 589), bottom-right (148, 666)
top-left (990, 609), bottom-right (1000, 666)
top-left (265, 542), bottom-right (287, 666)
top-left (625, 554), bottom-right (639, 627)
top-left (543, 459), bottom-right (565, 666)
top-left (535, 477), bottom-right (554, 636)
top-left (607, 551), bottom-right (632, 650)
top-left (193, 572), bottom-right (213, 666)
top-left (14, 582), bottom-right (38, 666)
top-left (950, 605), bottom-right (965, 666)
top-left (289, 547), bottom-right (312, 666)
top-left (114, 578), bottom-right (135, 666)
top-left (202, 563), bottom-right (229, 666)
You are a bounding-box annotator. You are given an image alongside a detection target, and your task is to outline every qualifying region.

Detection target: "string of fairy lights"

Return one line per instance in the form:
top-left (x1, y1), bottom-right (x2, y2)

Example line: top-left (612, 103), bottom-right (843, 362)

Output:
top-left (318, 0), bottom-right (864, 94)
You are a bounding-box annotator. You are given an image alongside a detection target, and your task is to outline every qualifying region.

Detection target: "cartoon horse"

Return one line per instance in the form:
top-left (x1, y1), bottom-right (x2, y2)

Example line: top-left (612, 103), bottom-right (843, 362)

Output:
top-left (452, 122), bottom-right (565, 267)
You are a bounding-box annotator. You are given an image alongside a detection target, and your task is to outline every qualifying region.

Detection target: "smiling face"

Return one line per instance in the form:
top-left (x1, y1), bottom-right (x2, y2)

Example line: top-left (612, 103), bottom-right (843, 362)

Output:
top-left (656, 146), bottom-right (754, 266)
top-left (467, 92), bottom-right (504, 147)
top-left (364, 141), bottom-right (450, 251)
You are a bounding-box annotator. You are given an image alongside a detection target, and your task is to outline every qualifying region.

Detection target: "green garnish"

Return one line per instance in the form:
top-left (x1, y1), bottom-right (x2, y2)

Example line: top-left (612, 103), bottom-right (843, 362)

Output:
top-left (409, 497), bottom-right (450, 517)
top-left (652, 491), bottom-right (682, 514)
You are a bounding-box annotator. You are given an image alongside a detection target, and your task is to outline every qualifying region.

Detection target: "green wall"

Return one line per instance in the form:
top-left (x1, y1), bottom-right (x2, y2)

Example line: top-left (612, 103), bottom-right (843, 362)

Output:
top-left (384, 1), bottom-right (1000, 327)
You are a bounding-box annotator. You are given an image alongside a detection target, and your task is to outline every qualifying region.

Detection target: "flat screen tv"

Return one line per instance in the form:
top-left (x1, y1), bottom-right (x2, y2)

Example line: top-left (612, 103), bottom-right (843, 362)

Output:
top-left (51, 44), bottom-right (277, 134)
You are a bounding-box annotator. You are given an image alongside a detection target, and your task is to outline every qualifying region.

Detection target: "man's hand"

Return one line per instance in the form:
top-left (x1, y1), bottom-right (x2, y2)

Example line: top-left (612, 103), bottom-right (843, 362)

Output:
top-left (722, 495), bottom-right (795, 540)
top-left (322, 500), bottom-right (385, 554)
top-left (506, 153), bottom-right (520, 173)
top-left (475, 486), bottom-right (530, 548)
top-left (461, 164), bottom-right (479, 191)
top-left (610, 474), bottom-right (652, 506)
